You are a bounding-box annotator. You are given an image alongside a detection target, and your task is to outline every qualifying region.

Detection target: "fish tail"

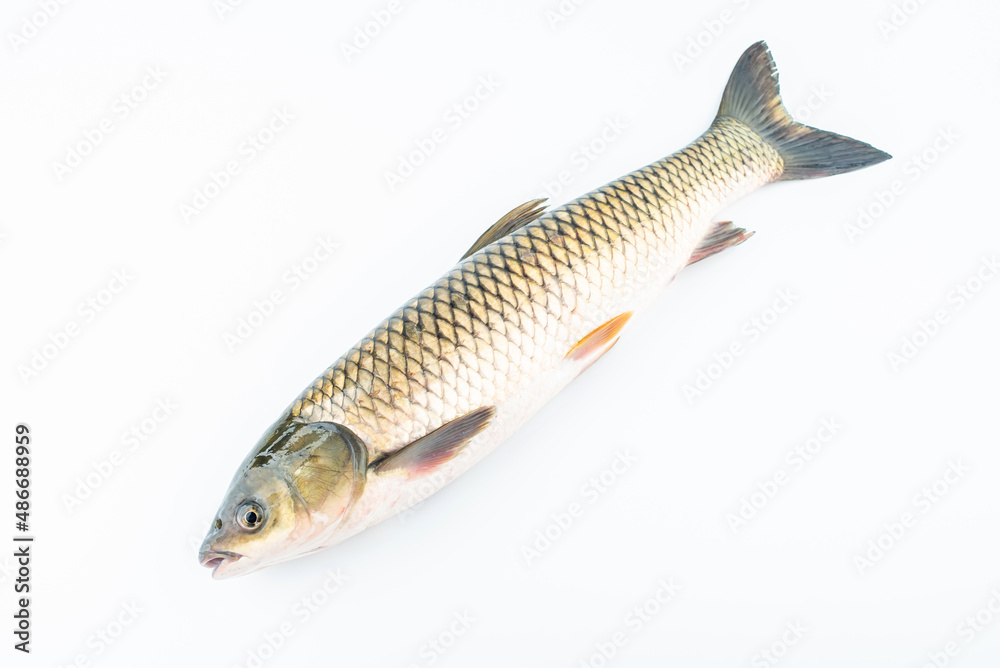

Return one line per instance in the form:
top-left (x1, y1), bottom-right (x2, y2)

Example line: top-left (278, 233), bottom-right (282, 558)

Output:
top-left (717, 41), bottom-right (891, 180)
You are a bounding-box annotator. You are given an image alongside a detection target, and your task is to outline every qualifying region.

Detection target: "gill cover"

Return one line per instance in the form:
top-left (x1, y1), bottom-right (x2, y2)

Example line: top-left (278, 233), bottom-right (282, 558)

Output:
top-left (247, 418), bottom-right (369, 524)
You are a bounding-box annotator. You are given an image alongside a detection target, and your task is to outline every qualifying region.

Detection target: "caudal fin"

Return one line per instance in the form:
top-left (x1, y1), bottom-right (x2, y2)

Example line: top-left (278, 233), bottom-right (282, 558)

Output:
top-left (718, 41), bottom-right (891, 180)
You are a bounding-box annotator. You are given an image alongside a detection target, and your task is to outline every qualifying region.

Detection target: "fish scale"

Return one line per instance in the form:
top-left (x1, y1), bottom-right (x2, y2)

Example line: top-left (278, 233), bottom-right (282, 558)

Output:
top-left (287, 118), bottom-right (782, 457)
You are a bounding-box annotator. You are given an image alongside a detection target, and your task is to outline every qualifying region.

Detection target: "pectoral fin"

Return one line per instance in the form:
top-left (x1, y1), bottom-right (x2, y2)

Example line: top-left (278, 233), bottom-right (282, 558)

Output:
top-left (461, 199), bottom-right (548, 260)
top-left (370, 406), bottom-right (496, 478)
top-left (687, 221), bottom-right (753, 266)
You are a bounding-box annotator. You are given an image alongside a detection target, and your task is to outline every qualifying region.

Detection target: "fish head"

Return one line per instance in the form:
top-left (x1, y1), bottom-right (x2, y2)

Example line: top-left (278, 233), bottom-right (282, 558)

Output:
top-left (198, 418), bottom-right (368, 579)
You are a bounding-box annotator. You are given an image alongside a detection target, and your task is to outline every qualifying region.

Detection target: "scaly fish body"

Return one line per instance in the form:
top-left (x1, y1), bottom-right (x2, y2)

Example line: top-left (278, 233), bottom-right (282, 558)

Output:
top-left (200, 42), bottom-right (889, 578)
top-left (286, 118), bottom-right (780, 541)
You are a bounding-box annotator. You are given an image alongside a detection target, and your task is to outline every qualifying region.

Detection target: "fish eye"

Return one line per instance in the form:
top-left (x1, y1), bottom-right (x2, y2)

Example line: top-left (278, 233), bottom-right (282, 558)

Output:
top-left (236, 501), bottom-right (264, 532)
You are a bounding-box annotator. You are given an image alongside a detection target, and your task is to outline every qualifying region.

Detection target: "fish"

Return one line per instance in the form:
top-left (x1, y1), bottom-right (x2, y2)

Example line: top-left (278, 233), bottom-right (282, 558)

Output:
top-left (199, 41), bottom-right (889, 579)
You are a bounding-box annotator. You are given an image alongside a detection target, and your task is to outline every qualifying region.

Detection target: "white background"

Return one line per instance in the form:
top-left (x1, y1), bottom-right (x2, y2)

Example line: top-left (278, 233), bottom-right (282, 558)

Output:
top-left (2, 0), bottom-right (998, 666)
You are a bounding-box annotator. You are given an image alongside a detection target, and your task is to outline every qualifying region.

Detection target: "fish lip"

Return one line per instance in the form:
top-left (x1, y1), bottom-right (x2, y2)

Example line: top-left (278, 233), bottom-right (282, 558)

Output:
top-left (199, 550), bottom-right (243, 578)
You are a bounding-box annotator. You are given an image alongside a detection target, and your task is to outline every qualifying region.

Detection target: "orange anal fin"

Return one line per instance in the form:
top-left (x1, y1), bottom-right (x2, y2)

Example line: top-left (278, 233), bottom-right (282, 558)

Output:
top-left (687, 221), bottom-right (754, 266)
top-left (565, 312), bottom-right (633, 365)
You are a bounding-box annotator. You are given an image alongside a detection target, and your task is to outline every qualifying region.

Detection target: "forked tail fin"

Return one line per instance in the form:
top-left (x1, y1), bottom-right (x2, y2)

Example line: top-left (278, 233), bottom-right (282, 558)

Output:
top-left (718, 41), bottom-right (891, 180)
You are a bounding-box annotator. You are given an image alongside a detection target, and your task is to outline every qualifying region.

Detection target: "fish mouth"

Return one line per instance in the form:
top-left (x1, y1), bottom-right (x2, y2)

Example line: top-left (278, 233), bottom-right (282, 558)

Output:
top-left (199, 550), bottom-right (244, 579)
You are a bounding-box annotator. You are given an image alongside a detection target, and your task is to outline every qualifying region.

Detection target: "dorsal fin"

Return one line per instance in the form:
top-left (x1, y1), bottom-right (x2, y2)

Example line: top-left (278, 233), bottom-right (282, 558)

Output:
top-left (461, 199), bottom-right (548, 260)
top-left (687, 221), bottom-right (753, 266)
top-left (370, 406), bottom-right (496, 478)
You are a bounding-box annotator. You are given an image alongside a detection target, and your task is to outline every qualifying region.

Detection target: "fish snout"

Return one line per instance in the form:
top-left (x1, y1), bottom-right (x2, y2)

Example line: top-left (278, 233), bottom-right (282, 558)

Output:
top-left (198, 517), bottom-right (244, 578)
top-left (198, 549), bottom-right (244, 579)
